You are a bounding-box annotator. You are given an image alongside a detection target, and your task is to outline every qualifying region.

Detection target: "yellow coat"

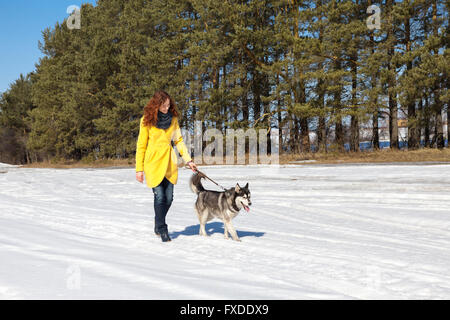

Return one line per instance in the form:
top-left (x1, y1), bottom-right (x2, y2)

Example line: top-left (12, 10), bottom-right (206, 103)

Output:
top-left (135, 115), bottom-right (192, 188)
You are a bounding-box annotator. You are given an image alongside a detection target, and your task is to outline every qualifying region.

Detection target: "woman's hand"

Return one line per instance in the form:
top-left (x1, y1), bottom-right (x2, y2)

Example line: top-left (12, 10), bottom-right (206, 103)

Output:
top-left (136, 171), bottom-right (144, 183)
top-left (187, 161), bottom-right (198, 173)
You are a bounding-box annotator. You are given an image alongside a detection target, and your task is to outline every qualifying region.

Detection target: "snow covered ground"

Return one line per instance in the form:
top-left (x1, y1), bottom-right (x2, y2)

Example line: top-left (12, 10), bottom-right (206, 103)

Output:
top-left (0, 162), bottom-right (449, 299)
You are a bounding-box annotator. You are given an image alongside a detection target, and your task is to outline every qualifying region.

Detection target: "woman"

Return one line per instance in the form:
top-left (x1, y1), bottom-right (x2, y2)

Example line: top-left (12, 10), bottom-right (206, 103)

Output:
top-left (135, 90), bottom-right (198, 242)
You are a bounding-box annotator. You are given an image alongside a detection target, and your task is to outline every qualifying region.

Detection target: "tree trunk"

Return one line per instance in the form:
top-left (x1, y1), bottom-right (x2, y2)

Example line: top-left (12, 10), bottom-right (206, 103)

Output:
top-left (408, 100), bottom-right (419, 149)
top-left (334, 60), bottom-right (345, 152)
top-left (350, 115), bottom-right (359, 152)
top-left (389, 93), bottom-right (399, 149)
top-left (275, 72), bottom-right (283, 155)
top-left (318, 116), bottom-right (327, 152)
top-left (368, 3), bottom-right (379, 150)
top-left (350, 56), bottom-right (359, 152)
top-left (387, 0), bottom-right (399, 149)
top-left (300, 117), bottom-right (310, 153)
top-left (432, 0), bottom-right (444, 149)
top-left (435, 95), bottom-right (444, 149)
top-left (372, 112), bottom-right (380, 150)
top-left (423, 95), bottom-right (431, 147)
top-left (294, 116), bottom-right (301, 153)
top-left (405, 15), bottom-right (420, 150)
top-left (335, 119), bottom-right (344, 152)
top-left (316, 3), bottom-right (326, 153)
top-left (447, 104), bottom-right (450, 148)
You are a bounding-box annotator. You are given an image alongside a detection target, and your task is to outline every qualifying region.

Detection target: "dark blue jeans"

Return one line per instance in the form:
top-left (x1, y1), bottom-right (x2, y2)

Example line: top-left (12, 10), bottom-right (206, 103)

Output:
top-left (152, 177), bottom-right (174, 233)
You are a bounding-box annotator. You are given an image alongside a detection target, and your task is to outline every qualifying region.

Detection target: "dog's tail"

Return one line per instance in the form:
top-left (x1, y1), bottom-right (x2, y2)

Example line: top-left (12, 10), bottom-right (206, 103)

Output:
top-left (190, 172), bottom-right (206, 194)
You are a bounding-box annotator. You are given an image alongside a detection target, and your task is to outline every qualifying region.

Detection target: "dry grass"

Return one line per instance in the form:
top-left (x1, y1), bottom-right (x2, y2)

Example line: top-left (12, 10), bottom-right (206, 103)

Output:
top-left (280, 148), bottom-right (450, 164)
top-left (21, 158), bottom-right (134, 169)
top-left (18, 148), bottom-right (450, 169)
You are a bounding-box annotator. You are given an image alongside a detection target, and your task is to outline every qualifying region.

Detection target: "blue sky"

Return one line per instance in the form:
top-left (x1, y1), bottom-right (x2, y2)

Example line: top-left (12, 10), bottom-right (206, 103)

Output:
top-left (0, 0), bottom-right (96, 93)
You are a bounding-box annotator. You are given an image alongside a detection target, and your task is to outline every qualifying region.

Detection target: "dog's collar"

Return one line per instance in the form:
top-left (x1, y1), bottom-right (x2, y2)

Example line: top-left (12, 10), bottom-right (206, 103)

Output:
top-left (231, 199), bottom-right (240, 213)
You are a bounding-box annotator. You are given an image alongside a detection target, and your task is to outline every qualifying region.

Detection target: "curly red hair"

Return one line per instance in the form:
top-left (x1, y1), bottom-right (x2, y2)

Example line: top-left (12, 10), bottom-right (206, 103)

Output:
top-left (143, 90), bottom-right (179, 127)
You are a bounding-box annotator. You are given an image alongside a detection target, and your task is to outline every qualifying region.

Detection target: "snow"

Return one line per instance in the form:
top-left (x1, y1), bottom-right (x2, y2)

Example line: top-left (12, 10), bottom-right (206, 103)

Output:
top-left (0, 162), bottom-right (18, 168)
top-left (0, 163), bottom-right (449, 299)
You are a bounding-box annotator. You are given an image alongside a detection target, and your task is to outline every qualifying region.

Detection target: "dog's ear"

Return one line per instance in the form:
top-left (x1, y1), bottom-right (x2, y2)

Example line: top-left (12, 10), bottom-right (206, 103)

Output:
top-left (235, 183), bottom-right (241, 192)
top-left (244, 182), bottom-right (249, 189)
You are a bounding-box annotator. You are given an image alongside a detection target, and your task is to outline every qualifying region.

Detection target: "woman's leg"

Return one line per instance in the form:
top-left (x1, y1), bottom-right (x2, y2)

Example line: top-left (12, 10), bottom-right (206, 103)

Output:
top-left (152, 180), bottom-right (168, 234)
top-left (152, 177), bottom-right (174, 234)
top-left (164, 177), bottom-right (174, 215)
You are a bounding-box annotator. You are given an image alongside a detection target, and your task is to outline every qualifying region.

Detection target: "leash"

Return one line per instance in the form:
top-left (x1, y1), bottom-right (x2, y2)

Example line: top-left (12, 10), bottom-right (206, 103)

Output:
top-left (185, 164), bottom-right (227, 191)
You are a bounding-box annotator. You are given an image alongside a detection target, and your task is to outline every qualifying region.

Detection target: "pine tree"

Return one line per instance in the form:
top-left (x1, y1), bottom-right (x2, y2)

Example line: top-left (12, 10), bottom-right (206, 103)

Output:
top-left (0, 73), bottom-right (35, 163)
top-left (4, 0), bottom-right (448, 163)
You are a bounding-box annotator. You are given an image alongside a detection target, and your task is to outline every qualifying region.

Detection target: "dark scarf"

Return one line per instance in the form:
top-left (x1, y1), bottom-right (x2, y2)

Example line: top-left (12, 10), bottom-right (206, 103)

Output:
top-left (156, 110), bottom-right (173, 129)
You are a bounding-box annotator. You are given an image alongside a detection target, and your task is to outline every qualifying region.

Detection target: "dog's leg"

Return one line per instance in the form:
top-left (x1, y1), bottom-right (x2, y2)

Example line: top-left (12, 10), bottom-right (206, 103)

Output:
top-left (195, 206), bottom-right (206, 236)
top-left (224, 219), bottom-right (240, 242)
top-left (224, 223), bottom-right (229, 239)
top-left (199, 210), bottom-right (209, 237)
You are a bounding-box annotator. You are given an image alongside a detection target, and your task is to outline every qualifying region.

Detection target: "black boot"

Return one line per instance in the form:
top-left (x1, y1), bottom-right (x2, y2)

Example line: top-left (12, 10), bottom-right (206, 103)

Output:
top-left (154, 225), bottom-right (160, 236)
top-left (160, 230), bottom-right (171, 242)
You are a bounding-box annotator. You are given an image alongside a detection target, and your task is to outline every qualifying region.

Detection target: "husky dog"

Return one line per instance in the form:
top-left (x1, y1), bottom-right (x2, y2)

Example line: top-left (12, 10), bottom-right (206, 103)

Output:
top-left (189, 172), bottom-right (252, 241)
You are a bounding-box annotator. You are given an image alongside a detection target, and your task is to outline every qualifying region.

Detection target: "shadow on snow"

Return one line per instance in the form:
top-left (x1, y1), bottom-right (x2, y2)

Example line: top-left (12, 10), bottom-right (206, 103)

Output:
top-left (170, 221), bottom-right (265, 240)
